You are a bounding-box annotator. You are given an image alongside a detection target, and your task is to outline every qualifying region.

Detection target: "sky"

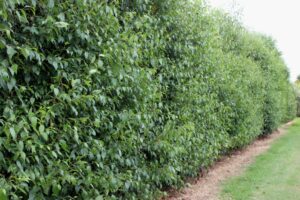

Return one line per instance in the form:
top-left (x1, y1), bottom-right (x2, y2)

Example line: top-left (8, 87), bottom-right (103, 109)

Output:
top-left (208, 0), bottom-right (300, 82)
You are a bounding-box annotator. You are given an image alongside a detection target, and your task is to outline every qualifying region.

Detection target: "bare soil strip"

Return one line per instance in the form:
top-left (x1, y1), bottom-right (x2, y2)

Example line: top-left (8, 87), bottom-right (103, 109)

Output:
top-left (166, 121), bottom-right (294, 200)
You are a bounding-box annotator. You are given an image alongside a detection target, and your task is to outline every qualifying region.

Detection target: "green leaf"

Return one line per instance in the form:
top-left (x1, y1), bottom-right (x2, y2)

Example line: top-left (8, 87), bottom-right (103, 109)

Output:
top-left (41, 131), bottom-right (49, 141)
top-left (39, 125), bottom-right (45, 134)
top-left (10, 64), bottom-right (18, 75)
top-left (74, 127), bottom-right (79, 143)
top-left (6, 46), bottom-right (16, 59)
top-left (53, 88), bottom-right (59, 96)
top-left (51, 151), bottom-right (57, 158)
top-left (16, 10), bottom-right (28, 23)
top-left (94, 119), bottom-right (100, 127)
top-left (0, 189), bottom-right (7, 200)
top-left (0, 23), bottom-right (9, 32)
top-left (30, 116), bottom-right (38, 129)
top-left (71, 106), bottom-right (78, 116)
top-left (74, 132), bottom-right (79, 143)
top-left (7, 78), bottom-right (16, 91)
top-left (89, 69), bottom-right (98, 75)
top-left (57, 13), bottom-right (65, 21)
top-left (9, 127), bottom-right (16, 140)
top-left (54, 22), bottom-right (69, 28)
top-left (48, 0), bottom-right (54, 8)
top-left (95, 196), bottom-right (103, 200)
top-left (39, 124), bottom-right (48, 141)
top-left (31, 0), bottom-right (37, 7)
top-left (20, 47), bottom-right (30, 59)
top-left (125, 181), bottom-right (130, 190)
top-left (52, 183), bottom-right (61, 196)
top-left (18, 141), bottom-right (24, 151)
top-left (0, 39), bottom-right (6, 49)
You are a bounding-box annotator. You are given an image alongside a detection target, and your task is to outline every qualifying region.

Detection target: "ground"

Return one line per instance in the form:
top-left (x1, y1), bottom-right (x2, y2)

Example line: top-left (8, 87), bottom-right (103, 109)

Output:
top-left (222, 119), bottom-right (300, 200)
top-left (166, 120), bottom-right (296, 200)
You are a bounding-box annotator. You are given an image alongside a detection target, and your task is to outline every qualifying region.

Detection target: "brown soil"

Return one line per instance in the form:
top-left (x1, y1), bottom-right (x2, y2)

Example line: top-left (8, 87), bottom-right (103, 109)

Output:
top-left (165, 121), bottom-right (294, 200)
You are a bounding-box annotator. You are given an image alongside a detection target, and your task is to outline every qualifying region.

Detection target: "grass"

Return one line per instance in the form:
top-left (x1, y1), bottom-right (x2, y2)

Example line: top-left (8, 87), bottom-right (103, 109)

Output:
top-left (221, 118), bottom-right (300, 200)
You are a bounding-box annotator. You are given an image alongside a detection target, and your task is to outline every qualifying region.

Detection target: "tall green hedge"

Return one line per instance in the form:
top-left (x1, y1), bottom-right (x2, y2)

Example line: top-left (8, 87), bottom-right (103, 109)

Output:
top-left (0, 0), bottom-right (296, 199)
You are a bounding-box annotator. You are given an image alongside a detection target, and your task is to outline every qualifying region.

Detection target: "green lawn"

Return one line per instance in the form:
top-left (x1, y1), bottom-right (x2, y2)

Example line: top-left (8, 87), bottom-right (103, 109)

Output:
top-left (221, 118), bottom-right (300, 200)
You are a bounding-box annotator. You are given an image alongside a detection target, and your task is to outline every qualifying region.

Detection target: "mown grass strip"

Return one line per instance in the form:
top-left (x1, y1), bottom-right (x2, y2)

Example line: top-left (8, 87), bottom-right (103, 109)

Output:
top-left (222, 118), bottom-right (300, 200)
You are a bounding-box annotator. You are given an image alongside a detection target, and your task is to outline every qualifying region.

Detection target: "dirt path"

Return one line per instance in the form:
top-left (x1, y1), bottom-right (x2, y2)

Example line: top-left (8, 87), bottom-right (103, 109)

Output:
top-left (166, 121), bottom-right (294, 200)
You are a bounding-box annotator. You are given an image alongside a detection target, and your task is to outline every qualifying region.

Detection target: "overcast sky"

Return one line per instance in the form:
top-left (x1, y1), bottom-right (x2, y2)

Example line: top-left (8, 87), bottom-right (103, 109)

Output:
top-left (208, 0), bottom-right (300, 82)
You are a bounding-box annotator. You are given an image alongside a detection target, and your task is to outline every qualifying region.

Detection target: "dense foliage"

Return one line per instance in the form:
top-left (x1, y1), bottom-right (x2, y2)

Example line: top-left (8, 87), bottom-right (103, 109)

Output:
top-left (0, 0), bottom-right (296, 199)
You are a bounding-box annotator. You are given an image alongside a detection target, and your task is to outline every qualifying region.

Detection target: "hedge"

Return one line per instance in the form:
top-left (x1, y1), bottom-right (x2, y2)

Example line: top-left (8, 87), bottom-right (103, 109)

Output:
top-left (0, 0), bottom-right (296, 199)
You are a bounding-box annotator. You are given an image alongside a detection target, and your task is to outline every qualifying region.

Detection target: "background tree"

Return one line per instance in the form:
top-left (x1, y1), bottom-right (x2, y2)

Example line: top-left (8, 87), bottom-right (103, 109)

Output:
top-left (295, 75), bottom-right (300, 116)
top-left (297, 75), bottom-right (300, 84)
